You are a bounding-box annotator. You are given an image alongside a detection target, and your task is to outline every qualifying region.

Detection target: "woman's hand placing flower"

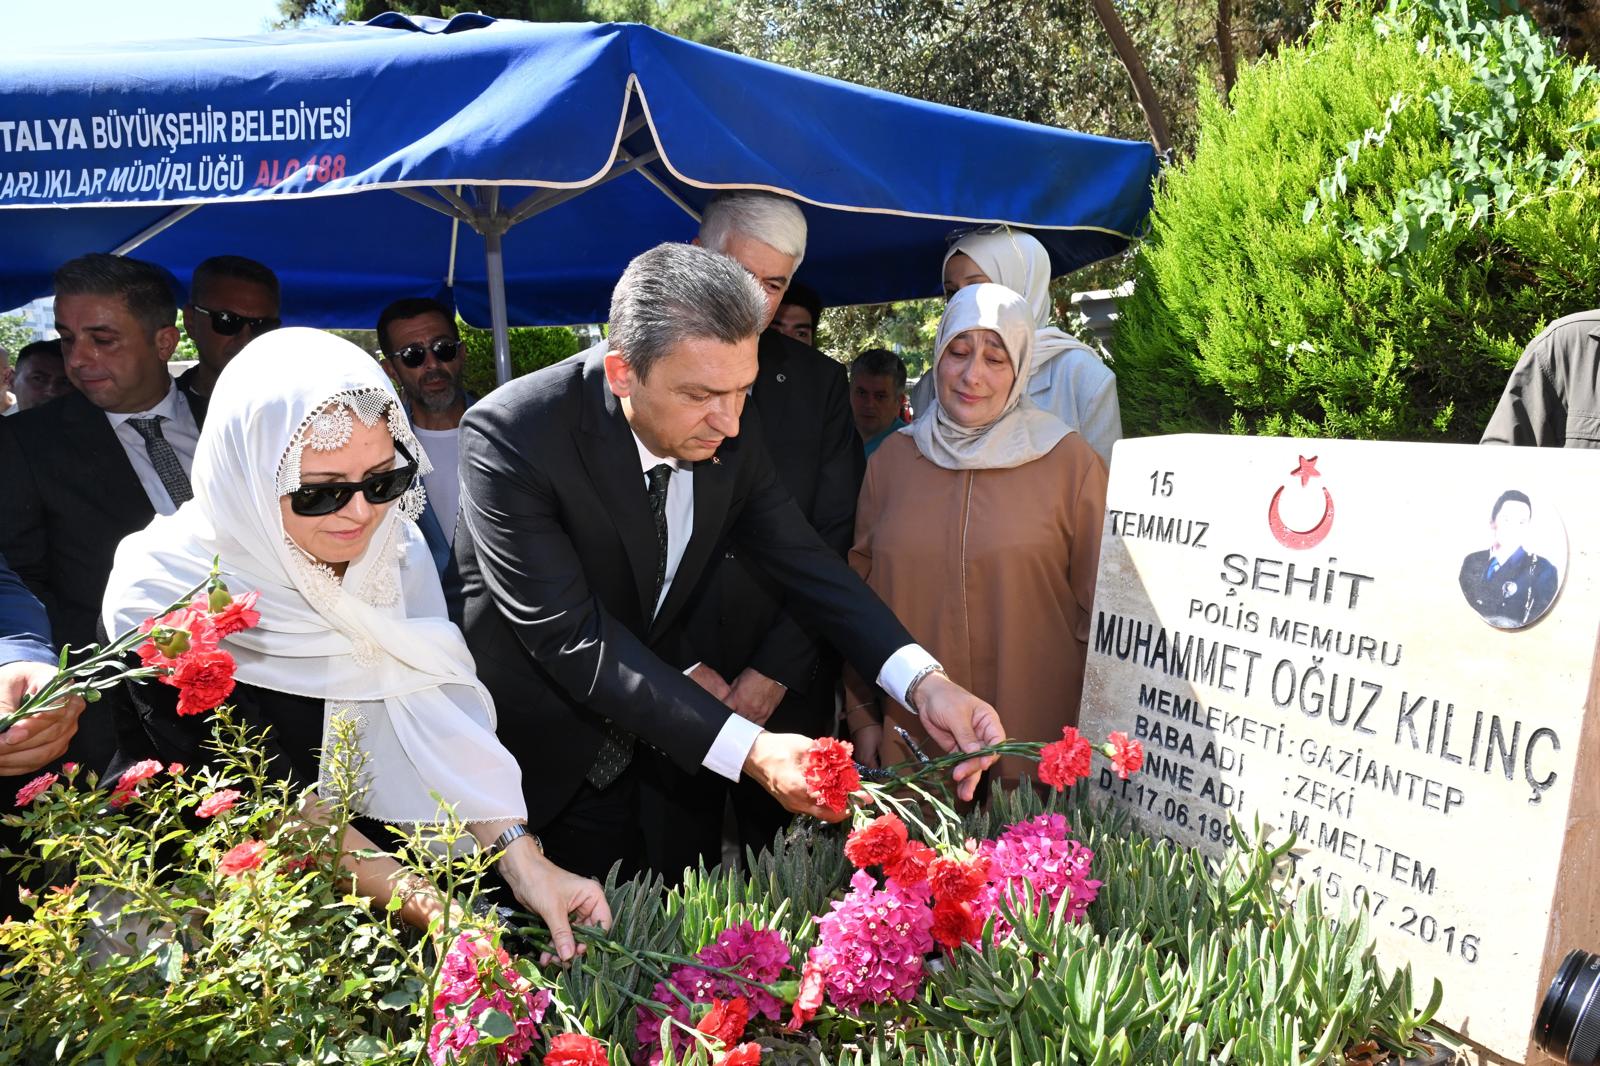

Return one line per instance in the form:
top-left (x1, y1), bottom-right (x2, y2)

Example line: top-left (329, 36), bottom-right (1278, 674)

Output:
top-left (494, 837), bottom-right (611, 964)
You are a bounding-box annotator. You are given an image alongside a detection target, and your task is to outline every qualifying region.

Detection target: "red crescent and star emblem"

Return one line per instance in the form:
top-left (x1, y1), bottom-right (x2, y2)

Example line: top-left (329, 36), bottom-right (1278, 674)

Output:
top-left (1267, 455), bottom-right (1335, 550)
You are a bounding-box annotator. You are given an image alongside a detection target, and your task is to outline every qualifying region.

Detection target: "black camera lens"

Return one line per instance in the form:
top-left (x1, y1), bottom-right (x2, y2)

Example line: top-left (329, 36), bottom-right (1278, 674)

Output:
top-left (1537, 949), bottom-right (1600, 1063)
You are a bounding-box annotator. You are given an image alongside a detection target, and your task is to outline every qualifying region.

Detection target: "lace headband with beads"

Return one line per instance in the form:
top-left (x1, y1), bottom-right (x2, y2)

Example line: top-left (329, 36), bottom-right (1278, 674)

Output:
top-left (275, 387), bottom-right (431, 524)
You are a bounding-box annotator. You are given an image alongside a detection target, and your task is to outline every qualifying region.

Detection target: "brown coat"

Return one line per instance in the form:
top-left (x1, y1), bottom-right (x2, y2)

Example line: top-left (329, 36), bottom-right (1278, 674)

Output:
top-left (845, 430), bottom-right (1108, 782)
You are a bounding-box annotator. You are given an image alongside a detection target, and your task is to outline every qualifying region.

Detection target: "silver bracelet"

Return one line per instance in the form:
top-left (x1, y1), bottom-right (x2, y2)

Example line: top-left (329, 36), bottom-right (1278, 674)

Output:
top-left (489, 823), bottom-right (542, 863)
top-left (903, 662), bottom-right (943, 716)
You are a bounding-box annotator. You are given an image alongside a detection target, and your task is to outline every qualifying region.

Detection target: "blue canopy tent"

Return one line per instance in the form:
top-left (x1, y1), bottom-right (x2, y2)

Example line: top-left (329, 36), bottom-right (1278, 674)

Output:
top-left (0, 13), bottom-right (1158, 382)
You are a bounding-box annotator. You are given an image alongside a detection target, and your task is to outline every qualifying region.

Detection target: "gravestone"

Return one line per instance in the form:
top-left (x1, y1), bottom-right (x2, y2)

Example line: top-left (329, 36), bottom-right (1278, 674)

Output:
top-left (1079, 435), bottom-right (1600, 1065)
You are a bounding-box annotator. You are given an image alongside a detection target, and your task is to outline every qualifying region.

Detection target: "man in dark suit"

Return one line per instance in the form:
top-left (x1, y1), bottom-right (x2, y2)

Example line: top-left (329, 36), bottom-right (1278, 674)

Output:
top-left (1458, 489), bottom-right (1561, 629)
top-left (454, 242), bottom-right (1004, 880)
top-left (0, 253), bottom-right (202, 773)
top-left (637, 192), bottom-right (863, 878)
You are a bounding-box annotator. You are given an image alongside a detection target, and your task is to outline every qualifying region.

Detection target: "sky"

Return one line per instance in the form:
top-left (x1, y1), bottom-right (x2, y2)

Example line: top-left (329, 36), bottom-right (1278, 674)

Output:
top-left (0, 0), bottom-right (287, 48)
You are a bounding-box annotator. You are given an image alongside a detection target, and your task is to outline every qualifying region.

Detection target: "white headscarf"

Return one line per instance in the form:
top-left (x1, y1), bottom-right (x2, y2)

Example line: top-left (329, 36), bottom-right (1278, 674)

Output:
top-left (942, 227), bottom-right (1102, 374)
top-left (102, 328), bottom-right (525, 826)
top-left (909, 284), bottom-right (1070, 471)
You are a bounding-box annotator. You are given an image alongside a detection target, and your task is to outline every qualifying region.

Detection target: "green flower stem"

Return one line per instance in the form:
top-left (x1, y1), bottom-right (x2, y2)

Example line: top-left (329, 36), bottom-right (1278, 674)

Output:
top-left (0, 574), bottom-right (213, 733)
top-left (509, 921), bottom-right (788, 1005)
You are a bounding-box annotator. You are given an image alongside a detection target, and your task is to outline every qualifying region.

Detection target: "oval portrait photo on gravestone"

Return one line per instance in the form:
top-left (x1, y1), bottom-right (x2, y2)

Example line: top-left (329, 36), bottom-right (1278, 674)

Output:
top-left (1456, 487), bottom-right (1568, 630)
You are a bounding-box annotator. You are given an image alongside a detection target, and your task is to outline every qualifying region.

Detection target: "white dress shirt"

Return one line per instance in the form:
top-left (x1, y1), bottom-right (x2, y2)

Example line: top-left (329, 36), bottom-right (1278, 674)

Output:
top-left (631, 431), bottom-right (941, 782)
top-left (104, 383), bottom-right (201, 516)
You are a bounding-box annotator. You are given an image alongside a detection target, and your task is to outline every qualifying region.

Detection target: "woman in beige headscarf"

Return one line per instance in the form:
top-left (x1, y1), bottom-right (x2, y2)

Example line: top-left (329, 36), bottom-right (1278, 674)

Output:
top-left (846, 284), bottom-right (1108, 784)
top-left (909, 226), bottom-right (1122, 466)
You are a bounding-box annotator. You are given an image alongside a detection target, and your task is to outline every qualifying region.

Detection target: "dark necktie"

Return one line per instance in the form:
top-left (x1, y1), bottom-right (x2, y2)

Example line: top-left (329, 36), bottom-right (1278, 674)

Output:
top-left (1486, 557), bottom-right (1501, 581)
top-left (586, 462), bottom-right (675, 790)
top-left (128, 416), bottom-right (193, 507)
top-left (646, 462), bottom-right (674, 604)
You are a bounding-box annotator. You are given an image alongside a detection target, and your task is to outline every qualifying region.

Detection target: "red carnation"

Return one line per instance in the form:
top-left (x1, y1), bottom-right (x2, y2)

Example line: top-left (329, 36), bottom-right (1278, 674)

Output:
top-left (883, 839), bottom-right (936, 890)
top-left (930, 897), bottom-right (984, 950)
top-left (138, 606), bottom-right (219, 665)
top-left (207, 589), bottom-right (261, 639)
top-left (928, 853), bottom-right (991, 905)
top-left (787, 957), bottom-right (826, 1029)
top-left (543, 1032), bottom-right (609, 1066)
top-left (802, 737), bottom-right (859, 814)
top-left (170, 648), bottom-right (237, 717)
top-left (1106, 732), bottom-right (1145, 780)
top-left (843, 812), bottom-right (909, 870)
top-left (195, 789), bottom-right (243, 818)
top-left (1038, 726), bottom-right (1094, 791)
top-left (717, 1043), bottom-right (763, 1065)
top-left (696, 996), bottom-right (750, 1049)
top-left (14, 772), bottom-right (56, 807)
top-left (219, 839), bottom-right (267, 877)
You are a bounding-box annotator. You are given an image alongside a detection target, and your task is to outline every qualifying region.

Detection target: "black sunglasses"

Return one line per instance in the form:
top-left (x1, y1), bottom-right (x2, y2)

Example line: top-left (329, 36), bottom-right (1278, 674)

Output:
top-left (287, 442), bottom-right (419, 517)
top-left (190, 303), bottom-right (282, 337)
top-left (391, 337), bottom-right (461, 369)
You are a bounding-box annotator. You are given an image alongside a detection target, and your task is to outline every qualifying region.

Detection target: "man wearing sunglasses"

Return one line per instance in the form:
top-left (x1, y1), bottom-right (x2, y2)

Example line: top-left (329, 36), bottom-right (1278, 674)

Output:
top-left (178, 256), bottom-right (281, 405)
top-left (376, 297), bottom-right (472, 581)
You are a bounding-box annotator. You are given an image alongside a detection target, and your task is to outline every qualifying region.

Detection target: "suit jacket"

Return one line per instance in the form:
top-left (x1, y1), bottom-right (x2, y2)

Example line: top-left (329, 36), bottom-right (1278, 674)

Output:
top-left (0, 388), bottom-right (205, 773)
top-left (674, 330), bottom-right (863, 734)
top-left (0, 389), bottom-right (202, 653)
top-left (0, 551), bottom-right (52, 667)
top-left (453, 347), bottom-right (913, 826)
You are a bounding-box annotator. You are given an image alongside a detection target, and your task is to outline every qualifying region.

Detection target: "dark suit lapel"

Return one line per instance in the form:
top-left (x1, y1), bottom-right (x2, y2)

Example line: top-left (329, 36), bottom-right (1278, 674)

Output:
top-left (753, 330), bottom-right (792, 432)
top-left (574, 350), bottom-right (661, 625)
top-left (58, 392), bottom-right (153, 524)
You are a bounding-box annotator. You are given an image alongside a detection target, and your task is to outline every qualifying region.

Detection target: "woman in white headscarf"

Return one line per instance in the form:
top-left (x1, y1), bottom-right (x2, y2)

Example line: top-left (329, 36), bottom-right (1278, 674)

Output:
top-left (846, 285), bottom-right (1107, 784)
top-left (908, 226), bottom-right (1122, 466)
top-left (102, 329), bottom-right (608, 958)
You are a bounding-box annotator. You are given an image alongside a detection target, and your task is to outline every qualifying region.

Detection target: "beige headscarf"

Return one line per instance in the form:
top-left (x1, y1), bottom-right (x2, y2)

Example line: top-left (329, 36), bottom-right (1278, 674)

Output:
top-left (942, 227), bottom-right (1101, 374)
top-left (909, 284), bottom-right (1071, 470)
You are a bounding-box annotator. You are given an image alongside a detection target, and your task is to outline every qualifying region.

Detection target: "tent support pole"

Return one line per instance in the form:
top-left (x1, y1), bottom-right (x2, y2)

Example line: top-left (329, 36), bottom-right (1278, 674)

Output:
top-left (111, 204), bottom-right (203, 256)
top-left (481, 187), bottom-right (513, 386)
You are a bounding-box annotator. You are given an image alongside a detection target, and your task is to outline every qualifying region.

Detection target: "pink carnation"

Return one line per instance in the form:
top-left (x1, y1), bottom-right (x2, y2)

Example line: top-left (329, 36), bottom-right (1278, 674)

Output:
top-left (807, 870), bottom-right (933, 1012)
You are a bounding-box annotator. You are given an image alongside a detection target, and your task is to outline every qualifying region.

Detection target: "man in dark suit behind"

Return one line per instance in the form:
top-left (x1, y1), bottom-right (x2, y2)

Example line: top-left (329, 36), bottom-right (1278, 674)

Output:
top-left (454, 243), bottom-right (1004, 881)
top-left (0, 253), bottom-right (203, 773)
top-left (639, 192), bottom-right (863, 878)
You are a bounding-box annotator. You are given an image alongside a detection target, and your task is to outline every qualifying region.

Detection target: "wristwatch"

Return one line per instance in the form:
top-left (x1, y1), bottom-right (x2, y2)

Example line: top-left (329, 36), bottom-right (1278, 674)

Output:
top-left (489, 823), bottom-right (542, 862)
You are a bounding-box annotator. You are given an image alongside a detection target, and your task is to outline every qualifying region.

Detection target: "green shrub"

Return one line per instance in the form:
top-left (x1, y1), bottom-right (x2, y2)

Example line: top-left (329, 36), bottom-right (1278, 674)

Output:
top-left (1114, 0), bottom-right (1600, 441)
top-left (457, 322), bottom-right (583, 399)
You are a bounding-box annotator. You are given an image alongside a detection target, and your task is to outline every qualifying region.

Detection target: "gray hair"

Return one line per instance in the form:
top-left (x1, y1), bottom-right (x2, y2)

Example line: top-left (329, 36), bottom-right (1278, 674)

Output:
top-left (609, 243), bottom-right (767, 380)
top-left (54, 253), bottom-right (178, 338)
top-left (698, 190), bottom-right (808, 271)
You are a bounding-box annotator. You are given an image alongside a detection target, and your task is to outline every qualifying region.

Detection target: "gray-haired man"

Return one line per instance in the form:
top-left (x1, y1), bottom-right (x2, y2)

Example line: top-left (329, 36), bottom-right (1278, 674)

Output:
top-left (453, 242), bottom-right (1004, 880)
